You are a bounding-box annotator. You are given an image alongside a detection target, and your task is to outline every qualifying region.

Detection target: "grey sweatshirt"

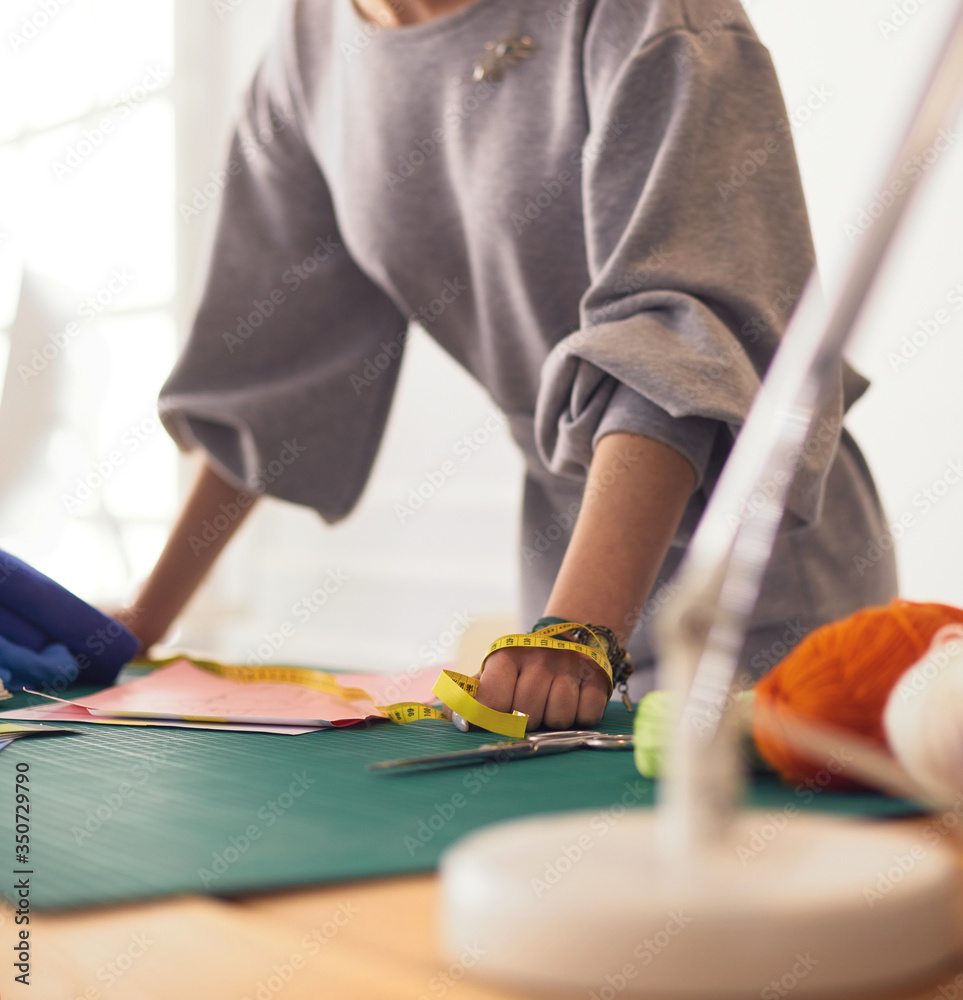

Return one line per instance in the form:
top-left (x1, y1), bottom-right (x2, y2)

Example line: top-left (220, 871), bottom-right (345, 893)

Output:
top-left (160, 0), bottom-right (896, 681)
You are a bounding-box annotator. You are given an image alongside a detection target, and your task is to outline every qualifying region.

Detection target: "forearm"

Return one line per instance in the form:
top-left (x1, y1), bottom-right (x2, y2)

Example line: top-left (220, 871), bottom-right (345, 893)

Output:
top-left (542, 432), bottom-right (695, 644)
top-left (476, 432), bottom-right (695, 729)
top-left (118, 459), bottom-right (258, 651)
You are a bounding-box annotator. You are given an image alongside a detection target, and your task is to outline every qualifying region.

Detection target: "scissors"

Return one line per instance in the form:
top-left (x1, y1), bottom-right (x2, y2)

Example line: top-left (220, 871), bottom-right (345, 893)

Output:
top-left (368, 730), bottom-right (633, 772)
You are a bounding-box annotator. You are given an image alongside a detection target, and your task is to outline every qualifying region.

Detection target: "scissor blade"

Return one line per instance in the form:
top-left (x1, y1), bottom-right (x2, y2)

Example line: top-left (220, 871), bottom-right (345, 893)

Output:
top-left (368, 740), bottom-right (532, 771)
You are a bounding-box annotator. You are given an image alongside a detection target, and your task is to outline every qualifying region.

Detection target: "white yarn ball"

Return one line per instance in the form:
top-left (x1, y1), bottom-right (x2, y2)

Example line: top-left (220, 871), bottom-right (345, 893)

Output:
top-left (883, 623), bottom-right (963, 802)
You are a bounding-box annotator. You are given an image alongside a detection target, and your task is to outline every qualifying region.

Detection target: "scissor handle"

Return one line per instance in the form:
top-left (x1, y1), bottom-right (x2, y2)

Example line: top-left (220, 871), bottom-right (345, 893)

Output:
top-left (525, 730), bottom-right (605, 742)
top-left (583, 734), bottom-right (634, 750)
top-left (527, 732), bottom-right (634, 752)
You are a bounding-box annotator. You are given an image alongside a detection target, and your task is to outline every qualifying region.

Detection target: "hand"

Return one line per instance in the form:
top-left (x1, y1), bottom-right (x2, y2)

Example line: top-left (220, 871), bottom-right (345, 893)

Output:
top-left (474, 644), bottom-right (610, 731)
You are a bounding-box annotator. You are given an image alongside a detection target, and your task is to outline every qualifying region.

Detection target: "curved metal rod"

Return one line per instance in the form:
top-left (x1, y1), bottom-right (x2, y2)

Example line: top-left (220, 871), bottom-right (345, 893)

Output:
top-left (655, 1), bottom-right (963, 855)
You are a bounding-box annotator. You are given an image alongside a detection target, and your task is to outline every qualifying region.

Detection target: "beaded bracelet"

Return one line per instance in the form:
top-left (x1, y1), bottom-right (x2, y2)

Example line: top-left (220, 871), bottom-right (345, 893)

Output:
top-left (531, 617), bottom-right (634, 710)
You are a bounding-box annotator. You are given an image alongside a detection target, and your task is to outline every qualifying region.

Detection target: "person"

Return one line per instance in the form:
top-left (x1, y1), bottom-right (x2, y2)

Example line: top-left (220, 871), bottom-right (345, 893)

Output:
top-left (116, 0), bottom-right (897, 730)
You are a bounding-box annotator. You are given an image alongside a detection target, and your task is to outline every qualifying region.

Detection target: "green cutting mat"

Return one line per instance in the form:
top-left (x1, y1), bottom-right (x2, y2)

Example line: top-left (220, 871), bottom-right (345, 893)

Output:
top-left (0, 688), bottom-right (920, 911)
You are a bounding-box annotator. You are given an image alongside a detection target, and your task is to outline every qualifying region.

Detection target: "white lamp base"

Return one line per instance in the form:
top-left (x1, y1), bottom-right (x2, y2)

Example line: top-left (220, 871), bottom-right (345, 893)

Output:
top-left (440, 810), bottom-right (961, 998)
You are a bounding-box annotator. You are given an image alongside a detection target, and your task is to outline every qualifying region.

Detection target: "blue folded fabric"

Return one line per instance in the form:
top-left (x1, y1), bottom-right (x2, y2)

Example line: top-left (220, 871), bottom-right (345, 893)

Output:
top-left (0, 604), bottom-right (47, 652)
top-left (0, 637), bottom-right (80, 692)
top-left (0, 549), bottom-right (137, 688)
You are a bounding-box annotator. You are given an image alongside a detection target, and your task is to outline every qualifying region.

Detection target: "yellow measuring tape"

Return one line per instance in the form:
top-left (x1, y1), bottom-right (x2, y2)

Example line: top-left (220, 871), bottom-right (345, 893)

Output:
top-left (134, 622), bottom-right (619, 738)
top-left (131, 654), bottom-right (446, 725)
top-left (430, 621), bottom-right (619, 738)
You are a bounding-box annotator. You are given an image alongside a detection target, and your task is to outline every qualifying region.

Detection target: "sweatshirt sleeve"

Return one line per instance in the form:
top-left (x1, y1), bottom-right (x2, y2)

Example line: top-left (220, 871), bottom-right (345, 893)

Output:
top-left (535, 0), bottom-right (866, 525)
top-left (159, 12), bottom-right (408, 523)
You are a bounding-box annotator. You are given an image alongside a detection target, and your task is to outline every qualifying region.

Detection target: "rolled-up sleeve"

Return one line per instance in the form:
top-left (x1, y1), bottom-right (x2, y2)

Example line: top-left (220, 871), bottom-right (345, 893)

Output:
top-left (159, 11), bottom-right (408, 522)
top-left (535, 9), bottom-right (864, 525)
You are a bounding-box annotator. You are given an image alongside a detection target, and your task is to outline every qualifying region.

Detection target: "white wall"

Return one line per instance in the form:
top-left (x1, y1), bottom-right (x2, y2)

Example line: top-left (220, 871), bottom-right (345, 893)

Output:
top-left (748, 0), bottom-right (963, 604)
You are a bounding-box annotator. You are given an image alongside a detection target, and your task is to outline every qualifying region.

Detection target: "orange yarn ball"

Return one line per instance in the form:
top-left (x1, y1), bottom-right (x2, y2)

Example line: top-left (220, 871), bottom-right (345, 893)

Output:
top-left (752, 600), bottom-right (963, 789)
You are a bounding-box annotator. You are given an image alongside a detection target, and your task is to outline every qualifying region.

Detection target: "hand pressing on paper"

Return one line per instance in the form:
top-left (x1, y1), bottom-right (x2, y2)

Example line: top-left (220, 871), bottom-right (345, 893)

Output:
top-left (474, 645), bottom-right (611, 731)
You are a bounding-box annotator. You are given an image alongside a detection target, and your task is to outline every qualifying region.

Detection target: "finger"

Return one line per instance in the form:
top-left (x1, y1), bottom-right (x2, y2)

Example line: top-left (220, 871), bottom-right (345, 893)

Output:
top-left (475, 652), bottom-right (519, 714)
top-left (575, 675), bottom-right (610, 728)
top-left (542, 670), bottom-right (581, 731)
top-left (511, 659), bottom-right (554, 731)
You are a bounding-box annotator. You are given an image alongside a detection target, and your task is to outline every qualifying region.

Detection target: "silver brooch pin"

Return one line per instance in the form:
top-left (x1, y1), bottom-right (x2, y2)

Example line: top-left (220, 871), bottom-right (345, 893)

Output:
top-left (461, 34), bottom-right (536, 85)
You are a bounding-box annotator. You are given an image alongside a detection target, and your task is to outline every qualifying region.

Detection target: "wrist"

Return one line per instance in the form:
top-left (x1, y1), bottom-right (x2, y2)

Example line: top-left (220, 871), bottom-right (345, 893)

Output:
top-left (541, 607), bottom-right (631, 647)
top-left (531, 613), bottom-right (634, 703)
top-left (530, 615), bottom-right (570, 633)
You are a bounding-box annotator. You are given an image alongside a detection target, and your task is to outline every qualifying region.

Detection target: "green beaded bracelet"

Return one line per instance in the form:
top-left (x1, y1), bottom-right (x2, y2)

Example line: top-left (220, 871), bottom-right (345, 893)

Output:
top-left (530, 616), bottom-right (570, 633)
